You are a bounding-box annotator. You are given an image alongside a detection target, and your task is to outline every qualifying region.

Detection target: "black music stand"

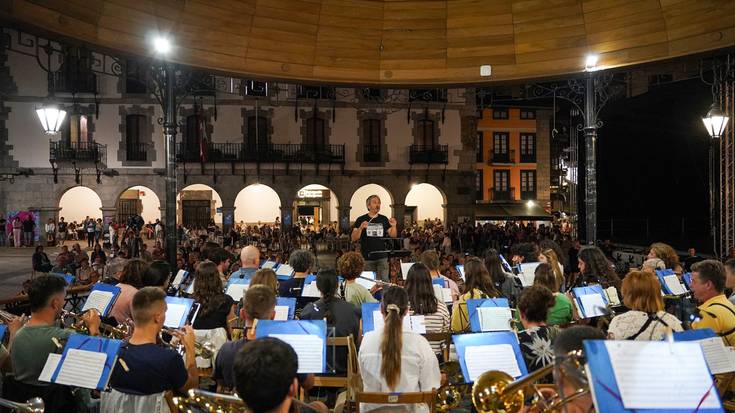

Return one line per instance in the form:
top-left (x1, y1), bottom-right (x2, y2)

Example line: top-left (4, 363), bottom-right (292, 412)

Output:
top-left (366, 238), bottom-right (411, 260)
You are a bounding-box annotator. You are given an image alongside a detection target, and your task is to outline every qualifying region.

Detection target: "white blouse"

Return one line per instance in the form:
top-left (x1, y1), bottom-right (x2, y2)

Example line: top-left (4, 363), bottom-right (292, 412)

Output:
top-left (608, 310), bottom-right (683, 341)
top-left (358, 327), bottom-right (440, 413)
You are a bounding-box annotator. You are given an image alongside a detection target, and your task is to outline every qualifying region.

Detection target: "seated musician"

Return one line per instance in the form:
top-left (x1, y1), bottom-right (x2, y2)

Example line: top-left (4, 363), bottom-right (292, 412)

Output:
top-left (358, 286), bottom-right (440, 413)
top-left (109, 259), bottom-right (148, 324)
top-left (102, 287), bottom-right (197, 411)
top-left (725, 258), bottom-right (735, 305)
top-left (607, 270), bottom-right (682, 340)
top-left (142, 260), bottom-right (172, 290)
top-left (336, 251), bottom-right (377, 308)
top-left (191, 261), bottom-right (236, 335)
top-left (533, 264), bottom-right (573, 326)
top-left (231, 245), bottom-right (261, 281)
top-left (208, 247), bottom-right (232, 281)
top-left (451, 257), bottom-right (502, 332)
top-left (517, 285), bottom-right (560, 373)
top-left (690, 260), bottom-right (735, 345)
top-left (403, 263), bottom-right (450, 358)
top-left (420, 251), bottom-right (459, 302)
top-left (250, 268), bottom-right (278, 295)
top-left (278, 249), bottom-right (314, 302)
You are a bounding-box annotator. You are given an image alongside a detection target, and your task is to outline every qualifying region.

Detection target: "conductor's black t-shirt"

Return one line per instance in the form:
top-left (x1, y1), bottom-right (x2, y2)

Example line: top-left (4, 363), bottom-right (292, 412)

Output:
top-left (353, 213), bottom-right (390, 260)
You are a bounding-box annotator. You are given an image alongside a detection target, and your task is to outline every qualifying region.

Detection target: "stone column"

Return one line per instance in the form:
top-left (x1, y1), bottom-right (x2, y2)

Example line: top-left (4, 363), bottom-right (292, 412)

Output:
top-left (220, 206), bottom-right (235, 233)
top-left (100, 207), bottom-right (117, 227)
top-left (338, 205), bottom-right (352, 234)
top-left (280, 194), bottom-right (295, 229)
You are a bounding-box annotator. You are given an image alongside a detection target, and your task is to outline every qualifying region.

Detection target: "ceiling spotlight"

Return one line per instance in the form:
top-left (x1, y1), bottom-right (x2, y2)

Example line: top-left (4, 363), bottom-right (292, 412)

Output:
top-left (585, 54), bottom-right (599, 72)
top-left (152, 36), bottom-right (172, 55)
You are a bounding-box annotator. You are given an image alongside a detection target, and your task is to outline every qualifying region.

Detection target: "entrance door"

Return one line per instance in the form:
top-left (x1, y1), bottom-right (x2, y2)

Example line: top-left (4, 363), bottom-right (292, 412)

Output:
top-left (117, 199), bottom-right (139, 224)
top-left (182, 200), bottom-right (211, 228)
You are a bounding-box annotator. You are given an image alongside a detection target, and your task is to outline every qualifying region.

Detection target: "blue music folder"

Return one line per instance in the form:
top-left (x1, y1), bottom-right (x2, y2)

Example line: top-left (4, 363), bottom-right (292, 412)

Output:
top-left (276, 297), bottom-right (297, 320)
top-left (455, 265), bottom-right (465, 281)
top-left (452, 331), bottom-right (527, 383)
top-left (683, 272), bottom-right (693, 289)
top-left (466, 298), bottom-right (510, 333)
top-left (672, 328), bottom-right (717, 342)
top-left (585, 340), bottom-right (723, 413)
top-left (50, 333), bottom-right (122, 390)
top-left (51, 272), bottom-right (75, 286)
top-left (572, 284), bottom-right (609, 318)
top-left (275, 264), bottom-right (295, 281)
top-left (81, 283), bottom-right (121, 317)
top-left (655, 269), bottom-right (687, 295)
top-left (164, 296), bottom-right (195, 328)
top-left (0, 324), bottom-right (7, 341)
top-left (256, 320), bottom-right (327, 373)
top-left (361, 302), bottom-right (382, 333)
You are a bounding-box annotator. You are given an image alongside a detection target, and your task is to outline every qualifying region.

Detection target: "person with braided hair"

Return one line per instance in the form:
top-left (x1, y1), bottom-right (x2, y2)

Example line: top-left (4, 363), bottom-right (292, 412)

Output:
top-left (358, 286), bottom-right (440, 413)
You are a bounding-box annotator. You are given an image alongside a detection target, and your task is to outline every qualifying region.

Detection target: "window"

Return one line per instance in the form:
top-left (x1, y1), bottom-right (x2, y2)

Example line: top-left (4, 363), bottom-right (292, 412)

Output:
top-left (53, 47), bottom-right (96, 94)
top-left (416, 118), bottom-right (436, 148)
top-left (493, 170), bottom-right (509, 191)
top-left (520, 109), bottom-right (536, 119)
top-left (305, 115), bottom-right (326, 147)
top-left (520, 133), bottom-right (536, 162)
top-left (246, 115), bottom-right (268, 150)
top-left (476, 132), bottom-right (484, 162)
top-left (61, 114), bottom-right (89, 144)
top-left (521, 170), bottom-right (536, 199)
top-left (185, 114), bottom-right (203, 158)
top-left (124, 59), bottom-right (148, 94)
top-left (476, 170), bottom-right (484, 201)
top-left (363, 118), bottom-right (381, 162)
top-left (492, 132), bottom-right (509, 162)
top-left (125, 115), bottom-right (147, 161)
top-left (492, 108), bottom-right (509, 119)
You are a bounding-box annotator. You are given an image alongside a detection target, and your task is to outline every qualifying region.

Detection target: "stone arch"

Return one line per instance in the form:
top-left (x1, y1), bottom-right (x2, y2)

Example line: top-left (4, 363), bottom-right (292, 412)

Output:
top-left (234, 183), bottom-right (282, 225)
top-left (405, 182), bottom-right (447, 223)
top-left (57, 185), bottom-right (103, 224)
top-left (115, 185), bottom-right (162, 225)
top-left (177, 184), bottom-right (223, 226)
top-left (294, 183), bottom-right (340, 229)
top-left (349, 183), bottom-right (394, 222)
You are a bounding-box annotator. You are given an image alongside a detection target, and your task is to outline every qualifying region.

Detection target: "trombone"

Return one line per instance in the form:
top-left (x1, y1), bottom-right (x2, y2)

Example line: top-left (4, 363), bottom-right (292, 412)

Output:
top-left (0, 397), bottom-right (44, 413)
top-left (159, 327), bottom-right (216, 359)
top-left (60, 309), bottom-right (133, 340)
top-left (173, 388), bottom-right (325, 413)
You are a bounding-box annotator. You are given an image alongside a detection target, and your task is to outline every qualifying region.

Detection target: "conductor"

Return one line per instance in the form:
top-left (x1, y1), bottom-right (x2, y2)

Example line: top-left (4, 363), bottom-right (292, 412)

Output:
top-left (351, 195), bottom-right (397, 283)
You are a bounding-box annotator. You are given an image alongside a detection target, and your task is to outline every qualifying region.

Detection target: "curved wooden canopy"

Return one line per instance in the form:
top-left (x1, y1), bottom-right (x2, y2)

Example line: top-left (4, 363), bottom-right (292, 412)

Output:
top-left (3, 0), bottom-right (735, 85)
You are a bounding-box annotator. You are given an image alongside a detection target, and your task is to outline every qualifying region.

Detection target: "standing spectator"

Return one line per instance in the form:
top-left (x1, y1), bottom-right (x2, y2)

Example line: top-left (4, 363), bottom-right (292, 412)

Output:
top-left (44, 218), bottom-right (55, 247)
top-left (85, 217), bottom-right (96, 248)
top-left (95, 218), bottom-right (103, 244)
top-left (57, 217), bottom-right (67, 245)
top-left (22, 215), bottom-right (35, 247)
top-left (0, 216), bottom-right (6, 247)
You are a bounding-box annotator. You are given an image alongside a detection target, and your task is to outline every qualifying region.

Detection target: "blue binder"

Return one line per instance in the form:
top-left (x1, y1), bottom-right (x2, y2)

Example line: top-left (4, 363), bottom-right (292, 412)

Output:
top-left (51, 272), bottom-right (75, 286)
top-left (672, 328), bottom-right (717, 342)
top-left (682, 272), bottom-right (693, 289)
top-left (455, 265), bottom-right (465, 281)
top-left (0, 325), bottom-right (7, 341)
top-left (571, 284), bottom-right (609, 318)
top-left (361, 302), bottom-right (382, 333)
top-left (655, 269), bottom-right (687, 295)
top-left (164, 296), bottom-right (195, 328)
top-left (256, 320), bottom-right (327, 373)
top-left (260, 260), bottom-right (278, 270)
top-left (276, 297), bottom-right (297, 320)
top-left (466, 298), bottom-right (510, 333)
top-left (584, 340), bottom-right (723, 413)
top-left (432, 278), bottom-right (446, 287)
top-left (50, 333), bottom-right (123, 390)
top-left (452, 331), bottom-right (527, 383)
top-left (82, 283), bottom-right (121, 317)
top-left (499, 254), bottom-right (513, 273)
top-left (275, 264), bottom-right (295, 281)
top-left (225, 277), bottom-right (251, 301)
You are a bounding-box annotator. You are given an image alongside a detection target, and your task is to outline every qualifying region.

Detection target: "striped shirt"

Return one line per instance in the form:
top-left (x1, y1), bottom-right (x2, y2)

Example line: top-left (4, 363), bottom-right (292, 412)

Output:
top-left (412, 301), bottom-right (450, 355)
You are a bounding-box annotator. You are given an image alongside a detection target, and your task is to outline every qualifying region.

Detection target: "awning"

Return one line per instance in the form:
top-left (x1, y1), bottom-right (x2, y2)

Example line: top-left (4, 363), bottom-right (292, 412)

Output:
top-left (475, 203), bottom-right (552, 221)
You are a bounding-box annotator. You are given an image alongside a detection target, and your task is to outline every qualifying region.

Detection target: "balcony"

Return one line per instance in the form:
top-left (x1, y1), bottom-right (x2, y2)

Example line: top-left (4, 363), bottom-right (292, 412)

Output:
top-left (520, 190), bottom-right (537, 200)
top-left (409, 145), bottom-right (448, 164)
top-left (519, 152), bottom-right (537, 163)
top-left (176, 142), bottom-right (345, 164)
top-left (489, 149), bottom-right (515, 164)
top-left (49, 140), bottom-right (106, 166)
top-left (49, 71), bottom-right (97, 94)
top-left (125, 142), bottom-right (148, 162)
top-left (363, 145), bottom-right (382, 162)
top-left (489, 187), bottom-right (515, 201)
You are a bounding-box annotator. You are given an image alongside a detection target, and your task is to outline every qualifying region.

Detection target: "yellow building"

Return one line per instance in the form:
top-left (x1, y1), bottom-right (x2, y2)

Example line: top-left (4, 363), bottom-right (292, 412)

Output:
top-left (475, 107), bottom-right (551, 221)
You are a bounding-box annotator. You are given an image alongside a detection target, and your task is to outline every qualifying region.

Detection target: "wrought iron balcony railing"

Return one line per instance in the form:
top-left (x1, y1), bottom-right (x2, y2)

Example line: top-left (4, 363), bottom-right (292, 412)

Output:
top-left (49, 140), bottom-right (106, 165)
top-left (176, 142), bottom-right (346, 164)
top-left (409, 145), bottom-right (448, 164)
top-left (489, 187), bottom-right (515, 201)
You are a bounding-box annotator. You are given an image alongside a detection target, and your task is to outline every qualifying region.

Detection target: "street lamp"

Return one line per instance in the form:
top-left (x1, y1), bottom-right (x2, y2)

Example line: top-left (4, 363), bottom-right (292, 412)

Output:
top-left (153, 36), bottom-right (172, 56)
top-left (702, 104), bottom-right (730, 139)
top-left (35, 102), bottom-right (66, 134)
top-left (585, 54), bottom-right (599, 72)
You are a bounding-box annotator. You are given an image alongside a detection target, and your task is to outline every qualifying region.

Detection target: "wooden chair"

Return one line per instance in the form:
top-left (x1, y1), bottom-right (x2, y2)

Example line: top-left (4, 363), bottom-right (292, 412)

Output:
top-left (164, 392), bottom-right (180, 413)
top-left (354, 389), bottom-right (437, 413)
top-left (423, 332), bottom-right (452, 362)
top-left (303, 335), bottom-right (361, 400)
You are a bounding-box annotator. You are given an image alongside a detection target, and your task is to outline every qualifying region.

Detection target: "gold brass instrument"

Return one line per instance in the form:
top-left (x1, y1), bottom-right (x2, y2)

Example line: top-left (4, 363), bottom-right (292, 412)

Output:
top-left (435, 350), bottom-right (589, 413)
top-left (0, 309), bottom-right (23, 323)
top-left (60, 309), bottom-right (133, 339)
top-left (173, 388), bottom-right (325, 412)
top-left (159, 327), bottom-right (216, 359)
top-left (0, 397), bottom-right (44, 413)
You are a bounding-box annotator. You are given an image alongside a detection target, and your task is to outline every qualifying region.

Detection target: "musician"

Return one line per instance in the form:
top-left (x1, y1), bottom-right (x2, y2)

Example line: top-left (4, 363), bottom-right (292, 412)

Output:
top-left (510, 242), bottom-right (539, 266)
top-left (451, 257), bottom-right (501, 332)
top-left (533, 264), bottom-right (573, 326)
top-left (607, 271), bottom-right (682, 340)
top-left (420, 251), bottom-right (459, 302)
top-left (208, 247), bottom-right (232, 281)
top-left (191, 261), bottom-right (236, 335)
top-left (336, 251), bottom-right (377, 308)
top-left (351, 195), bottom-right (397, 283)
top-left (104, 287), bottom-right (197, 406)
top-left (358, 286), bottom-right (439, 413)
top-left (690, 260), bottom-right (735, 345)
top-left (517, 285), bottom-right (559, 373)
top-left (574, 247), bottom-right (621, 289)
top-left (110, 259), bottom-right (147, 324)
top-left (403, 263), bottom-right (450, 357)
top-left (538, 248), bottom-right (566, 292)
top-left (142, 260), bottom-right (172, 290)
top-left (231, 245), bottom-right (261, 281)
top-left (278, 249), bottom-right (314, 300)
top-left (11, 275), bottom-right (100, 385)
top-left (647, 242), bottom-right (684, 275)
top-left (250, 268), bottom-right (279, 295)
top-left (724, 258), bottom-right (735, 305)
top-left (485, 248), bottom-right (521, 306)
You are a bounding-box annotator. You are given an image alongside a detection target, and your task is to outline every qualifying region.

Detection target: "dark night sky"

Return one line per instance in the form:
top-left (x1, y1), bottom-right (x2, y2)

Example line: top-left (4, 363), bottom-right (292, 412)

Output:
top-left (595, 78), bottom-right (714, 252)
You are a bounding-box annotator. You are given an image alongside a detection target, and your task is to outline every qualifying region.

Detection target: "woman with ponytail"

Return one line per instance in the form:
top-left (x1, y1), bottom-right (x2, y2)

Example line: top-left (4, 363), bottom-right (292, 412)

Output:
top-left (358, 286), bottom-right (440, 413)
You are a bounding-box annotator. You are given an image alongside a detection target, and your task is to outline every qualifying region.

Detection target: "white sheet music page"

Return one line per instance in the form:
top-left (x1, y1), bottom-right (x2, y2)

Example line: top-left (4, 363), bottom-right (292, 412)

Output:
top-left (225, 283), bottom-right (249, 301)
top-left (372, 310), bottom-right (412, 332)
top-left (605, 341), bottom-right (719, 409)
top-left (519, 263), bottom-right (539, 287)
top-left (82, 290), bottom-right (114, 315)
top-left (578, 293), bottom-right (608, 318)
top-left (663, 274), bottom-right (687, 295)
top-left (172, 270), bottom-right (188, 288)
top-left (38, 353), bottom-right (61, 383)
top-left (164, 303), bottom-right (187, 328)
top-left (302, 281), bottom-right (321, 297)
top-left (262, 261), bottom-right (277, 269)
top-left (477, 307), bottom-right (512, 331)
top-left (274, 306), bottom-right (289, 321)
top-left (697, 337), bottom-right (735, 374)
top-left (604, 287), bottom-right (621, 307)
top-left (464, 344), bottom-right (521, 382)
top-left (409, 315), bottom-right (427, 334)
top-left (400, 263), bottom-right (415, 280)
top-left (269, 334), bottom-right (323, 373)
top-left (55, 349), bottom-right (107, 389)
top-left (276, 264), bottom-right (294, 277)
top-left (355, 277), bottom-right (376, 290)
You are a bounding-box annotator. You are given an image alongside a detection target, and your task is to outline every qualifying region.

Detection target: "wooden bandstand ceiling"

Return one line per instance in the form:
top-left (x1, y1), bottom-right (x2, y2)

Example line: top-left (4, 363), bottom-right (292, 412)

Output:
top-left (3, 0), bottom-right (735, 85)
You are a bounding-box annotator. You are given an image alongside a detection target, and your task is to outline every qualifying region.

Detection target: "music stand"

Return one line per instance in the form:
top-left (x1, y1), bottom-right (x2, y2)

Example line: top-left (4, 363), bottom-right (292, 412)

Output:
top-left (366, 238), bottom-right (411, 260)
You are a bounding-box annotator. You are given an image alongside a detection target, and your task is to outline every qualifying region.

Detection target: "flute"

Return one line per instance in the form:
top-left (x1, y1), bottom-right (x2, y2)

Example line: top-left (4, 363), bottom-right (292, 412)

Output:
top-left (357, 275), bottom-right (399, 288)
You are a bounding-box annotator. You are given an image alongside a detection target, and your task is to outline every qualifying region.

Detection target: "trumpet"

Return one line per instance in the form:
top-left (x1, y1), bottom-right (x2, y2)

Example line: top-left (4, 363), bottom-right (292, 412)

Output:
top-left (0, 397), bottom-right (44, 413)
top-left (60, 309), bottom-right (133, 339)
top-left (159, 327), bottom-right (216, 359)
top-left (173, 388), bottom-right (324, 413)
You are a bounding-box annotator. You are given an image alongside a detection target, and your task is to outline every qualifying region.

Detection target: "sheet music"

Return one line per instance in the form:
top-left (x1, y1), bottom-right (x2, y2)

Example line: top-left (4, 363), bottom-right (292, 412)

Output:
top-left (409, 315), bottom-right (426, 334)
top-left (275, 264), bottom-right (294, 277)
top-left (361, 271), bottom-right (376, 280)
top-left (186, 279), bottom-right (195, 295)
top-left (456, 265), bottom-right (465, 281)
top-left (261, 261), bottom-right (277, 269)
top-left (301, 281), bottom-right (321, 297)
top-left (274, 305), bottom-right (289, 321)
top-left (225, 283), bottom-right (249, 301)
top-left (578, 293), bottom-right (608, 318)
top-left (477, 307), bottom-right (512, 331)
top-left (606, 341), bottom-right (719, 409)
top-left (372, 310), bottom-right (414, 332)
top-left (356, 277), bottom-right (376, 290)
top-left (82, 290), bottom-right (114, 315)
top-left (269, 334), bottom-right (323, 373)
top-left (54, 349), bottom-right (107, 389)
top-left (604, 287), bottom-right (621, 306)
top-left (464, 344), bottom-right (521, 382)
top-left (664, 274), bottom-right (687, 295)
top-left (172, 270), bottom-right (188, 288)
top-left (400, 263), bottom-right (415, 280)
top-left (164, 303), bottom-right (187, 328)
top-left (38, 353), bottom-right (61, 383)
top-left (697, 337), bottom-right (735, 374)
top-left (519, 263), bottom-right (540, 287)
